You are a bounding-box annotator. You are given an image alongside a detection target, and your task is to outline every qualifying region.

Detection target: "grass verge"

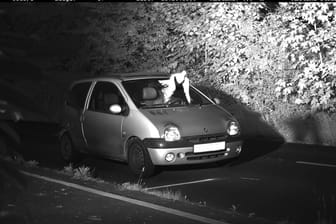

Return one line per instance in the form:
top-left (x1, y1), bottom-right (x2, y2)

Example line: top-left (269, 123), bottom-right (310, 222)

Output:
top-left (118, 182), bottom-right (186, 202)
top-left (2, 155), bottom-right (187, 203)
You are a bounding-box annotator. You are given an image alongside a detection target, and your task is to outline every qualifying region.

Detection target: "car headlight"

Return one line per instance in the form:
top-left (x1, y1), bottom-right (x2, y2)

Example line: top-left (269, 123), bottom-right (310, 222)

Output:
top-left (227, 121), bottom-right (240, 136)
top-left (163, 125), bottom-right (181, 142)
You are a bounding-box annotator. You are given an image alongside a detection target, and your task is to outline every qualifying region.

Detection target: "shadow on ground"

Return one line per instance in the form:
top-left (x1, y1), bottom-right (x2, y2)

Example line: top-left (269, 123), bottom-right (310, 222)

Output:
top-left (279, 112), bottom-right (336, 146)
top-left (230, 139), bottom-right (284, 167)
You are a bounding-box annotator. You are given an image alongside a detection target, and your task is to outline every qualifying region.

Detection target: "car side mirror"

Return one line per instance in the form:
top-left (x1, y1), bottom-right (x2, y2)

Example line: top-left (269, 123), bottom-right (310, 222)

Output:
top-left (109, 104), bottom-right (122, 114)
top-left (109, 104), bottom-right (129, 115)
top-left (213, 98), bottom-right (221, 105)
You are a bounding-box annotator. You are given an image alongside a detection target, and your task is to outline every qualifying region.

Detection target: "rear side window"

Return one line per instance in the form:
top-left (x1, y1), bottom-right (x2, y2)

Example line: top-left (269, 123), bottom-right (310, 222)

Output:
top-left (66, 82), bottom-right (92, 109)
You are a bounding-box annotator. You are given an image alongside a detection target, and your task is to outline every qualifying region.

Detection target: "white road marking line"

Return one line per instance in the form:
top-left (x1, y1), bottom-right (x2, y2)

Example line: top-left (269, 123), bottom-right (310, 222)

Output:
top-left (144, 178), bottom-right (218, 191)
top-left (21, 171), bottom-right (229, 224)
top-left (240, 177), bottom-right (260, 181)
top-left (296, 161), bottom-right (336, 168)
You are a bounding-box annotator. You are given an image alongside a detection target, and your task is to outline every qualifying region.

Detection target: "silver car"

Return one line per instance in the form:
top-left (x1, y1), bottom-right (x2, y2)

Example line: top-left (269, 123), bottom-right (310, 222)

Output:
top-left (59, 72), bottom-right (242, 177)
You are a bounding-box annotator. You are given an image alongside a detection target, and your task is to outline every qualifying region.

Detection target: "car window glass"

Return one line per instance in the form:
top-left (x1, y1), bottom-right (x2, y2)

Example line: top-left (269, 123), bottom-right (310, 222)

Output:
top-left (189, 87), bottom-right (211, 105)
top-left (122, 79), bottom-right (212, 108)
top-left (67, 82), bottom-right (91, 109)
top-left (122, 79), bottom-right (161, 108)
top-left (88, 82), bottom-right (125, 113)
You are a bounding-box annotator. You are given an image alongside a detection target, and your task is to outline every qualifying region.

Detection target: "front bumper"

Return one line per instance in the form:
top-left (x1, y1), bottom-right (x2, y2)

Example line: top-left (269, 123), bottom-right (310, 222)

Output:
top-left (144, 138), bottom-right (242, 165)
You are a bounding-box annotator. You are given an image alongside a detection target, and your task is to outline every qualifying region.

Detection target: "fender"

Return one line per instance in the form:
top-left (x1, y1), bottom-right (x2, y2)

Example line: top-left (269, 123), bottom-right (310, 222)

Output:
top-left (58, 123), bottom-right (70, 140)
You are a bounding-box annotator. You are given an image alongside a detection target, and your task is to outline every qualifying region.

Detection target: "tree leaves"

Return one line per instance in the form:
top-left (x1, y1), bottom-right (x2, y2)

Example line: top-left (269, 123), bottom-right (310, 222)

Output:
top-left (82, 2), bottom-right (336, 112)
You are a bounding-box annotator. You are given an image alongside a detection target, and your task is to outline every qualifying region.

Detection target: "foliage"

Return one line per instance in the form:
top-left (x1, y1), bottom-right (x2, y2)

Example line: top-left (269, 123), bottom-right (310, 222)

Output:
top-left (274, 3), bottom-right (336, 112)
top-left (62, 164), bottom-right (100, 182)
top-left (82, 2), bottom-right (336, 113)
top-left (24, 160), bottom-right (39, 168)
top-left (119, 182), bottom-right (184, 201)
top-left (157, 2), bottom-right (336, 113)
top-left (73, 165), bottom-right (94, 180)
top-left (81, 3), bottom-right (169, 74)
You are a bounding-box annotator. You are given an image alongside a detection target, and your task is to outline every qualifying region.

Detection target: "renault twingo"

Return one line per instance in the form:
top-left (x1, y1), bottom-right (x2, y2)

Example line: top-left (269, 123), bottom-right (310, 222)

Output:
top-left (60, 71), bottom-right (242, 177)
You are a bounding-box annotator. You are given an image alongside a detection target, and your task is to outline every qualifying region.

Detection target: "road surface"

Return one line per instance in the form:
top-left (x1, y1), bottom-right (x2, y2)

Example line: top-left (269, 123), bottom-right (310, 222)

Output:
top-left (11, 122), bottom-right (336, 224)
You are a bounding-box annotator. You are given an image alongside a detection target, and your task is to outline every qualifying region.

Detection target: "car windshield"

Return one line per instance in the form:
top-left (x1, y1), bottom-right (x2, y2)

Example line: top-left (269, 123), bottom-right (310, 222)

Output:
top-left (122, 79), bottom-right (212, 108)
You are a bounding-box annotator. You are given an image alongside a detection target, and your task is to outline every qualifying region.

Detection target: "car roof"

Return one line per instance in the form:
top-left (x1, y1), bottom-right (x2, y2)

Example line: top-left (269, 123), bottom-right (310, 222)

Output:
top-left (73, 71), bottom-right (170, 83)
top-left (101, 71), bottom-right (170, 81)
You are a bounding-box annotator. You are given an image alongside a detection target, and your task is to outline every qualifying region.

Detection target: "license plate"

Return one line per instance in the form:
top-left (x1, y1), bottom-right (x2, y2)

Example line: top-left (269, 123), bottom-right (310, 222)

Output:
top-left (193, 141), bottom-right (226, 153)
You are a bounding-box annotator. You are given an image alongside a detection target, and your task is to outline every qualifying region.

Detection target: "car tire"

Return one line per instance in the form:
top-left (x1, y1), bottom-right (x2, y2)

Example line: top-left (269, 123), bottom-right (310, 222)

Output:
top-left (128, 138), bottom-right (155, 178)
top-left (60, 134), bottom-right (80, 164)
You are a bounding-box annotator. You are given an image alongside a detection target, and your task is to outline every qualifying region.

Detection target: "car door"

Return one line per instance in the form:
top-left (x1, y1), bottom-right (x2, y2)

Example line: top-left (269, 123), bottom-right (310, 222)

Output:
top-left (64, 81), bottom-right (92, 152)
top-left (82, 81), bottom-right (127, 159)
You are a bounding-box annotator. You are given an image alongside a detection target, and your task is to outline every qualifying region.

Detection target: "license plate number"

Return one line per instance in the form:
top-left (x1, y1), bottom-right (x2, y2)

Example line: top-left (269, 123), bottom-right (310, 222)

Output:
top-left (193, 141), bottom-right (226, 153)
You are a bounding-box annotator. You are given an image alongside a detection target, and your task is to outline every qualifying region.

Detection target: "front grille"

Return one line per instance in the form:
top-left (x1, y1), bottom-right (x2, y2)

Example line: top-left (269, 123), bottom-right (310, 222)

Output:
top-left (183, 134), bottom-right (227, 144)
top-left (186, 151), bottom-right (226, 161)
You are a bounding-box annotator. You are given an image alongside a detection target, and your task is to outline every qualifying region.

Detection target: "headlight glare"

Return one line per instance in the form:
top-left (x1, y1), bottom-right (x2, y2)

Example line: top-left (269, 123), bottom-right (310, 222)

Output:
top-left (227, 121), bottom-right (240, 136)
top-left (164, 126), bottom-right (181, 142)
top-left (165, 153), bottom-right (175, 162)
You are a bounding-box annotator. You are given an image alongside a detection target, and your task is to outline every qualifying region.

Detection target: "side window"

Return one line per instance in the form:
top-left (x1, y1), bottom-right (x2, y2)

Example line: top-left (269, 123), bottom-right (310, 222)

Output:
top-left (66, 82), bottom-right (92, 109)
top-left (88, 82), bottom-right (126, 114)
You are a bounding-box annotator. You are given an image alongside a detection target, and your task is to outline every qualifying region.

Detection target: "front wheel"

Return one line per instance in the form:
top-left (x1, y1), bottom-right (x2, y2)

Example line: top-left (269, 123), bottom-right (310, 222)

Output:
top-left (128, 138), bottom-right (155, 178)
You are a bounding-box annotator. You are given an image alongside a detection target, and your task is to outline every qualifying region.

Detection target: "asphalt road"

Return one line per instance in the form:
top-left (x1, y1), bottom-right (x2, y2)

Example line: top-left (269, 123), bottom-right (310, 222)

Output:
top-left (14, 122), bottom-right (336, 224)
top-left (2, 173), bottom-right (204, 224)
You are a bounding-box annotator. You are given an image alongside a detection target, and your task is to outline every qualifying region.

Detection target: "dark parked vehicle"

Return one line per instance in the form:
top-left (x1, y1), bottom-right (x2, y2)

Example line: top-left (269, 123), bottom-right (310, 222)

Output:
top-left (59, 72), bottom-right (242, 177)
top-left (0, 99), bottom-right (22, 156)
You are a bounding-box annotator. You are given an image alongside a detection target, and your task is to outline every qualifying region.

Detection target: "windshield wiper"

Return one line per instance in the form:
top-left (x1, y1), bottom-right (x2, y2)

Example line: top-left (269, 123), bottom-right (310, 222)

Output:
top-left (141, 104), bottom-right (169, 109)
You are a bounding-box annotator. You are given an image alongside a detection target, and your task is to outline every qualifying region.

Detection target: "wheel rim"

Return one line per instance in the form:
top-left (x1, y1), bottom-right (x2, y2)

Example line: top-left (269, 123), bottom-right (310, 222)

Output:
top-left (61, 136), bottom-right (72, 161)
top-left (130, 143), bottom-right (145, 173)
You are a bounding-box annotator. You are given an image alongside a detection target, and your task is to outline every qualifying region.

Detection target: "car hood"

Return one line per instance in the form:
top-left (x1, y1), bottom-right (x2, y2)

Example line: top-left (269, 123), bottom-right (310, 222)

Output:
top-left (140, 104), bottom-right (236, 137)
